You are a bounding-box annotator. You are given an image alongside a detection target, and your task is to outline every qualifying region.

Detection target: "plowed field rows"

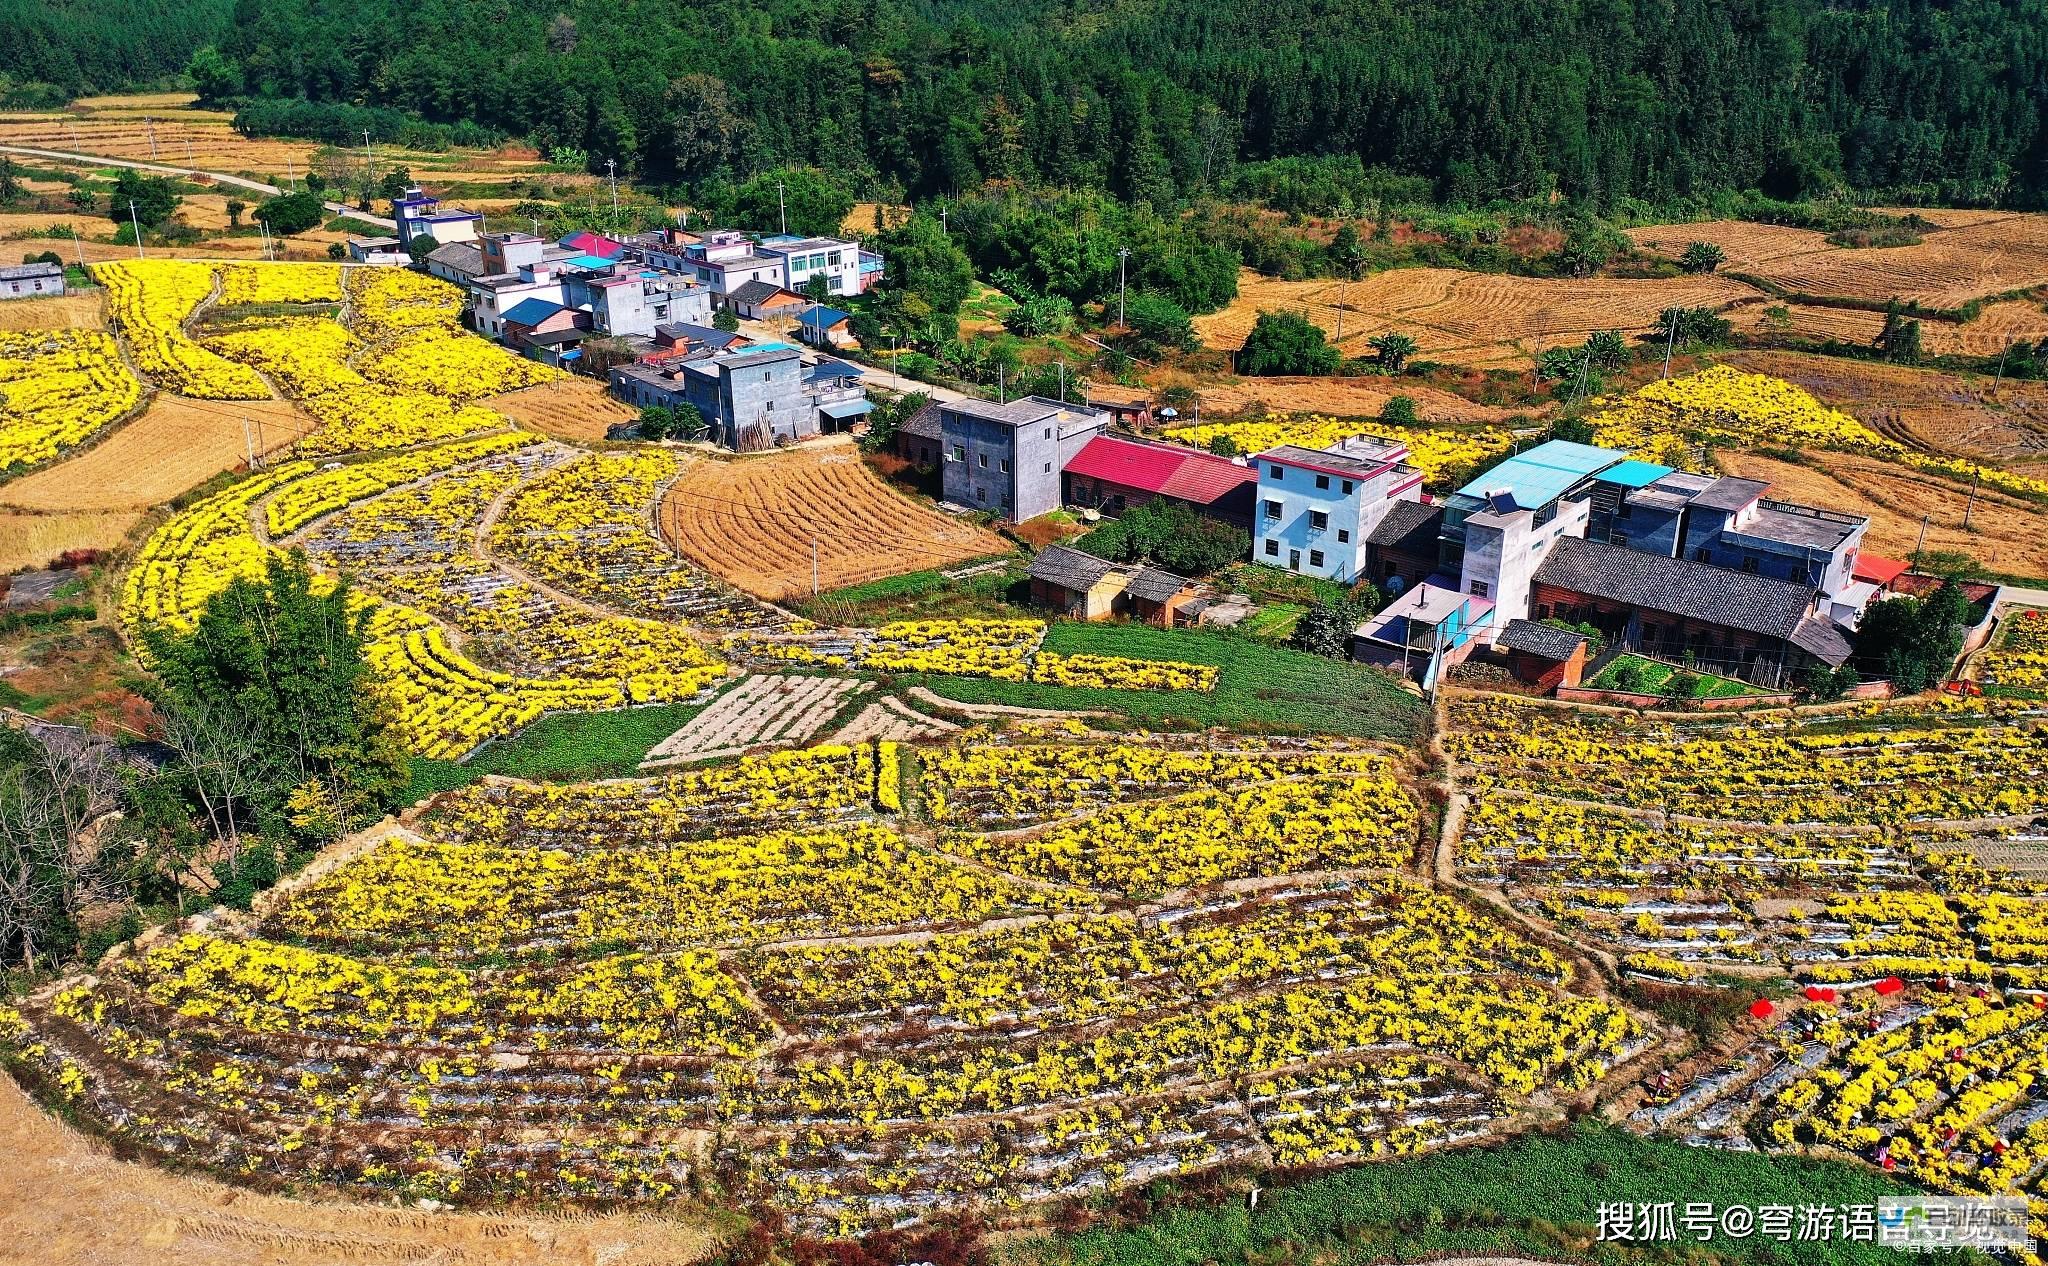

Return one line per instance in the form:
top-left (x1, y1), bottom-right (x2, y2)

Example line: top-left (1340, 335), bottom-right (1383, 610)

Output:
top-left (1724, 350), bottom-right (2048, 469)
top-left (0, 395), bottom-right (314, 512)
top-left (0, 117), bottom-right (315, 170)
top-left (484, 376), bottom-right (637, 441)
top-left (661, 447), bottom-right (1010, 599)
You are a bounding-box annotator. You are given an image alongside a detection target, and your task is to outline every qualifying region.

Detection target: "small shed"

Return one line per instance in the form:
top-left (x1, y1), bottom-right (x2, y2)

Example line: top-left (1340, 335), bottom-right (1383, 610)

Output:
top-left (1123, 565), bottom-right (1198, 627)
top-left (728, 280), bottom-right (807, 321)
top-left (1495, 618), bottom-right (1591, 692)
top-left (1027, 544), bottom-right (1124, 620)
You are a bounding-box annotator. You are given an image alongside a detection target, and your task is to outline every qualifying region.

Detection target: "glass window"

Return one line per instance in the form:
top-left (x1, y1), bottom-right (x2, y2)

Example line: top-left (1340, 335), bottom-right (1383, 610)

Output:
top-left (1269, 465), bottom-right (1284, 480)
top-left (999, 458), bottom-right (1010, 473)
top-left (1263, 499), bottom-right (1282, 518)
top-left (1342, 480), bottom-right (1354, 495)
top-left (979, 453), bottom-right (988, 469)
top-left (1045, 427), bottom-right (1053, 439)
top-left (951, 444), bottom-right (964, 462)
top-left (1309, 550), bottom-right (1324, 567)
top-left (1265, 539), bottom-right (1279, 556)
top-left (1043, 462), bottom-right (1052, 474)
top-left (1310, 510), bottom-right (1328, 531)
top-left (1337, 529), bottom-right (1350, 543)
top-left (1315, 474), bottom-right (1330, 490)
top-left (828, 251), bottom-right (843, 266)
top-left (1469, 581), bottom-right (1489, 598)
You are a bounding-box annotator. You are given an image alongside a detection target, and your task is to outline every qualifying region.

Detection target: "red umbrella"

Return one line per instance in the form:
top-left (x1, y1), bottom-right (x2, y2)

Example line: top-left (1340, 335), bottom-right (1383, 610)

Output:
top-left (1749, 998), bottom-right (1776, 1019)
top-left (1875, 977), bottom-right (1906, 996)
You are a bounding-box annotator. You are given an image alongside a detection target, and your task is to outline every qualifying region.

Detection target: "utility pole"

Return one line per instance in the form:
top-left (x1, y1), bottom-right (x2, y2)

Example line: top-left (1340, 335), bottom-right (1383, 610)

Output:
top-left (812, 539), bottom-right (820, 595)
top-left (606, 159), bottom-right (620, 228)
top-left (239, 416), bottom-right (256, 469)
top-left (1994, 335), bottom-right (2015, 392)
top-left (1914, 512), bottom-right (1930, 566)
top-left (998, 363), bottom-right (1006, 404)
top-left (1117, 247), bottom-right (1130, 328)
top-left (1057, 359), bottom-right (1066, 403)
top-left (1964, 470), bottom-right (1981, 532)
top-left (144, 117), bottom-right (158, 160)
top-left (890, 335), bottom-right (899, 389)
top-left (361, 129), bottom-right (375, 204)
top-left (68, 223), bottom-right (84, 269)
top-left (1662, 308), bottom-right (1678, 380)
top-left (777, 181), bottom-right (786, 235)
top-left (128, 199), bottom-right (143, 259)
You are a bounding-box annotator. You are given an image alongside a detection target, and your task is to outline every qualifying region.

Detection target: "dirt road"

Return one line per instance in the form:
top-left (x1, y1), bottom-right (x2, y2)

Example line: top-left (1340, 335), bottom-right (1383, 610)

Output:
top-left (0, 1071), bottom-right (721, 1266)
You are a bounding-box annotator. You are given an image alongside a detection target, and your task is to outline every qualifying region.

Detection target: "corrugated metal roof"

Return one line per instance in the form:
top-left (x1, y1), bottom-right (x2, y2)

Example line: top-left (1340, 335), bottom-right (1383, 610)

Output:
top-left (1597, 459), bottom-right (1674, 488)
top-left (1066, 436), bottom-right (1254, 504)
top-left (1455, 440), bottom-right (1627, 509)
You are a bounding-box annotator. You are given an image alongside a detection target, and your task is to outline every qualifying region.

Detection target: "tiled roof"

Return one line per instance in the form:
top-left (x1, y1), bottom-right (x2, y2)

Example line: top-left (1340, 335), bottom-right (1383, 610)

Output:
top-left (1365, 499), bottom-right (1442, 550)
top-left (1066, 436), bottom-right (1255, 505)
top-left (1789, 614), bottom-right (1854, 666)
top-left (1495, 619), bottom-right (1587, 661)
top-left (1534, 536), bottom-right (1826, 641)
top-left (1124, 565), bottom-right (1192, 604)
top-left (0, 261), bottom-right (62, 281)
top-left (728, 279), bottom-right (802, 307)
top-left (558, 230), bottom-right (625, 259)
top-left (899, 402), bottom-right (945, 441)
top-left (1027, 543), bottom-right (1119, 590)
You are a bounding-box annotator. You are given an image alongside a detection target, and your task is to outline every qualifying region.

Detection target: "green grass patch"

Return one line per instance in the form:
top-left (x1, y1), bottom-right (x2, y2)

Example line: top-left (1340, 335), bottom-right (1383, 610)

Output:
top-left (1016, 1121), bottom-right (1934, 1266)
top-left (1587, 653), bottom-right (1766, 699)
top-left (402, 699), bottom-right (708, 797)
top-left (1241, 602), bottom-right (1306, 640)
top-left (796, 557), bottom-right (1027, 625)
top-left (916, 621), bottom-right (1420, 742)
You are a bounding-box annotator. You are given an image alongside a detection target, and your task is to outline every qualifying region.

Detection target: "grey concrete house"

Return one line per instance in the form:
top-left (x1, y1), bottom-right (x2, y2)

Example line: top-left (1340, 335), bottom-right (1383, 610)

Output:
top-left (938, 396), bottom-right (1108, 521)
top-left (0, 261), bottom-right (64, 300)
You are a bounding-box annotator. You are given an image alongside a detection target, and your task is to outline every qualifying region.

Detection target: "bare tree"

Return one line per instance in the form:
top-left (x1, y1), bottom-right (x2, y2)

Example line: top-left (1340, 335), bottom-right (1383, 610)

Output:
top-left (153, 699), bottom-right (269, 882)
top-left (0, 725), bottom-right (125, 970)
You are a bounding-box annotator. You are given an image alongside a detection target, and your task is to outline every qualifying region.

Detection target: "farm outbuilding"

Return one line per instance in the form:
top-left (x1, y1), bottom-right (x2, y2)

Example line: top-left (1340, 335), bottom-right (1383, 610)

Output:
top-left (1026, 543), bottom-right (1196, 625)
top-left (1494, 619), bottom-right (1591, 692)
top-left (1063, 435), bottom-right (1257, 529)
top-left (0, 261), bottom-right (64, 300)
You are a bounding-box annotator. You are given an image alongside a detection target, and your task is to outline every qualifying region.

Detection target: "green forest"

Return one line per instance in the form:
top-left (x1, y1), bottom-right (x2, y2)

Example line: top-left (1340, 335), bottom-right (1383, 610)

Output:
top-left (7, 0), bottom-right (2048, 210)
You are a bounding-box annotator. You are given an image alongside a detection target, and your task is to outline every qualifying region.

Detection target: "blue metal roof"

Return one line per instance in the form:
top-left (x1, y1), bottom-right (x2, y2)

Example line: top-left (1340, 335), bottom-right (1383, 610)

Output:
top-left (1454, 440), bottom-right (1627, 510)
top-left (1598, 459), bottom-right (1676, 488)
top-left (805, 360), bottom-right (863, 382)
top-left (802, 305), bottom-right (850, 328)
top-left (500, 298), bottom-right (566, 327)
top-left (566, 253), bottom-right (615, 270)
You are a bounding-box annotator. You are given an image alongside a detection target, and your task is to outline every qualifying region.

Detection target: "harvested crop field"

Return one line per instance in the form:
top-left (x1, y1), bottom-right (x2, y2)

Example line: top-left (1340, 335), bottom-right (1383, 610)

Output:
top-left (0, 510), bottom-right (143, 572)
top-left (0, 395), bottom-right (313, 512)
top-left (0, 292), bottom-right (101, 332)
top-left (1723, 350), bottom-right (2048, 470)
top-left (661, 445), bottom-right (1010, 600)
top-left (1194, 266), bottom-right (1751, 368)
top-left (0, 114), bottom-right (316, 171)
top-left (1633, 212), bottom-right (2048, 307)
top-left (1194, 375), bottom-right (1516, 425)
top-left (484, 376), bottom-right (637, 440)
top-left (641, 673), bottom-right (870, 768)
top-left (1717, 448), bottom-right (2048, 579)
top-left (0, 1071), bottom-right (720, 1266)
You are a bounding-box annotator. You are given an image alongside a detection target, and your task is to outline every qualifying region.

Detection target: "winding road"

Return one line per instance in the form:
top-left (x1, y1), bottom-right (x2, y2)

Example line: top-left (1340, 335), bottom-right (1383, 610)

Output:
top-left (0, 142), bottom-right (396, 230)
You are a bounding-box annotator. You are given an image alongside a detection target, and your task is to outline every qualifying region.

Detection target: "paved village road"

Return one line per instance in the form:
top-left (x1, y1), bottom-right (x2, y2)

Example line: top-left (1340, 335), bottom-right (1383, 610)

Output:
top-left (0, 143), bottom-right (398, 230)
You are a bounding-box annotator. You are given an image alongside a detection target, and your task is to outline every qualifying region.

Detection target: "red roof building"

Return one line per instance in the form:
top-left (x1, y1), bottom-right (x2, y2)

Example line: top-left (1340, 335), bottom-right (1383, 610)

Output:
top-left (557, 230), bottom-right (627, 260)
top-left (1853, 554), bottom-right (1911, 591)
top-left (1063, 435), bottom-right (1258, 528)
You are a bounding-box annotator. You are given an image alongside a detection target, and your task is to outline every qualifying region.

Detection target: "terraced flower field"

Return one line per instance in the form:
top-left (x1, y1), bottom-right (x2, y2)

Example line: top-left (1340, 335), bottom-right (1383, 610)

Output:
top-left (5, 734), bottom-right (1647, 1234)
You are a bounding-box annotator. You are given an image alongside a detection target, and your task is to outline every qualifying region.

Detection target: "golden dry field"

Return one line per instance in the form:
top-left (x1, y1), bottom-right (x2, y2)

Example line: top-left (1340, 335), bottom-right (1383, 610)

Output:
top-left (0, 114), bottom-right (316, 172)
top-left (0, 291), bottom-right (102, 332)
top-left (484, 376), bottom-right (638, 441)
top-left (0, 395), bottom-right (314, 513)
top-left (1194, 266), bottom-right (1752, 367)
top-left (1193, 375), bottom-right (1517, 425)
top-left (1632, 213), bottom-right (2048, 307)
top-left (0, 511), bottom-right (143, 573)
top-left (661, 445), bottom-right (1010, 598)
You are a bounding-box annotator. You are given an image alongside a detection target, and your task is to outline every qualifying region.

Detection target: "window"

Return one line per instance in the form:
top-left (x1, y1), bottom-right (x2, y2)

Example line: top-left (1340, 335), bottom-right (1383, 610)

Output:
top-left (976, 486), bottom-right (987, 503)
top-left (1693, 547), bottom-right (1712, 562)
top-left (1269, 465), bottom-right (1284, 480)
top-left (1043, 462), bottom-right (1052, 474)
top-left (1264, 539), bottom-right (1279, 557)
top-left (1045, 427), bottom-right (1053, 439)
top-left (1342, 480), bottom-right (1354, 495)
top-left (1469, 581), bottom-right (1489, 598)
top-left (1315, 474), bottom-right (1330, 490)
top-left (1740, 557), bottom-right (1760, 574)
top-left (1309, 510), bottom-right (1328, 531)
top-left (978, 453), bottom-right (988, 469)
top-left (1337, 529), bottom-right (1350, 543)
top-left (950, 444), bottom-right (964, 462)
top-left (1263, 499), bottom-right (1282, 519)
top-left (1289, 549), bottom-right (1301, 570)
top-left (1309, 550), bottom-right (1325, 568)
top-left (828, 250), bottom-right (843, 266)
top-left (999, 458), bottom-right (1010, 473)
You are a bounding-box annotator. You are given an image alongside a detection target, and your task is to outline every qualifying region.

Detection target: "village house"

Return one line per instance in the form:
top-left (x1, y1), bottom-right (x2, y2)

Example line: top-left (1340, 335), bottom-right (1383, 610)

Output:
top-left (796, 304), bottom-right (855, 349)
top-left (1350, 582), bottom-right (1493, 686)
top-left (346, 236), bottom-right (408, 266)
top-left (425, 240), bottom-right (487, 286)
top-left (1062, 434), bottom-right (1257, 529)
top-left (1363, 500), bottom-right (1445, 595)
top-left (1025, 544), bottom-right (1198, 625)
top-left (892, 401), bottom-right (946, 466)
top-left (1529, 536), bottom-right (1854, 685)
top-left (608, 342), bottom-right (869, 449)
top-left (0, 261), bottom-right (63, 300)
top-left (1441, 440), bottom-right (1627, 631)
top-left (939, 396), bottom-right (1110, 521)
top-left (1254, 435), bottom-right (1425, 581)
top-left (758, 234), bottom-right (877, 297)
top-left (726, 280), bottom-right (808, 322)
top-left (642, 229), bottom-right (787, 300)
top-left (391, 187), bottom-right (483, 251)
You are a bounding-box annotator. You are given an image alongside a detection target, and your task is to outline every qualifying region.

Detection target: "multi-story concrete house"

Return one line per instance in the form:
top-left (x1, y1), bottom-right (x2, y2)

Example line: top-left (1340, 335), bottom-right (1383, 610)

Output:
top-left (391, 187), bottom-right (482, 250)
top-left (757, 235), bottom-right (874, 298)
top-left (1251, 435), bottom-right (1425, 581)
top-left (640, 230), bottom-right (787, 300)
top-left (938, 397), bottom-right (1109, 521)
top-left (608, 345), bottom-right (868, 449)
